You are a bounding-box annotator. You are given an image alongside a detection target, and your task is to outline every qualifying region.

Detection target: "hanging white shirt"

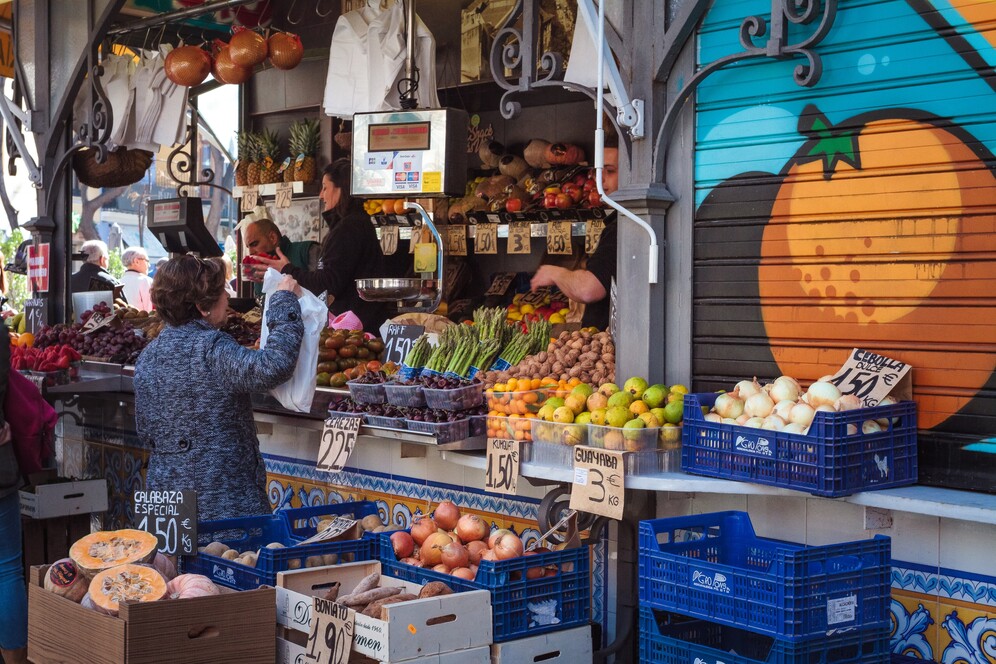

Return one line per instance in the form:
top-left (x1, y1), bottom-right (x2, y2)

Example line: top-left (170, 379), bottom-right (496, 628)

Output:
top-left (121, 270), bottom-right (154, 312)
top-left (323, 0), bottom-right (440, 118)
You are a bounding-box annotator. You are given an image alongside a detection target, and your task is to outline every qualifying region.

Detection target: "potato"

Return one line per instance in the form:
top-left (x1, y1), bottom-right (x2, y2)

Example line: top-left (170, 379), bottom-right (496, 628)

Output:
top-left (221, 549), bottom-right (240, 561)
top-left (203, 542), bottom-right (230, 557)
top-left (418, 581), bottom-right (454, 599)
top-left (239, 552), bottom-right (258, 568)
top-left (322, 553), bottom-right (339, 565)
top-left (266, 542), bottom-right (285, 549)
top-left (362, 514), bottom-right (384, 531)
top-left (287, 559), bottom-right (302, 570)
top-left (306, 556), bottom-right (326, 568)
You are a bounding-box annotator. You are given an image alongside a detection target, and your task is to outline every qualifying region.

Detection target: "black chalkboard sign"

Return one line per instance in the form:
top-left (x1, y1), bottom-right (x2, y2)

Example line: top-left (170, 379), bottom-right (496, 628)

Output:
top-left (24, 298), bottom-right (46, 335)
top-left (133, 490), bottom-right (198, 555)
top-left (383, 323), bottom-right (424, 365)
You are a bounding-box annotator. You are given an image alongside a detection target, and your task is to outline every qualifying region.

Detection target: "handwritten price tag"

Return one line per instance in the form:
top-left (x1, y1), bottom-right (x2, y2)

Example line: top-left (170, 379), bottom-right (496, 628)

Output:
top-left (830, 348), bottom-right (913, 407)
top-left (275, 182), bottom-right (294, 208)
top-left (133, 490), bottom-right (198, 556)
top-left (383, 324), bottom-right (424, 365)
top-left (317, 416), bottom-right (362, 473)
top-left (240, 185), bottom-right (259, 211)
top-left (521, 287), bottom-right (551, 307)
top-left (508, 222), bottom-right (531, 255)
top-left (298, 516), bottom-right (358, 545)
top-left (547, 221), bottom-right (572, 255)
top-left (447, 225), bottom-right (468, 256)
top-left (485, 272), bottom-right (516, 297)
top-left (569, 446), bottom-right (624, 520)
top-left (485, 438), bottom-right (520, 495)
top-left (24, 298), bottom-right (47, 335)
top-left (82, 311), bottom-right (115, 335)
top-left (585, 219), bottom-right (605, 255)
top-left (475, 223), bottom-right (498, 254)
top-left (380, 225), bottom-right (399, 255)
top-left (307, 597), bottom-right (354, 664)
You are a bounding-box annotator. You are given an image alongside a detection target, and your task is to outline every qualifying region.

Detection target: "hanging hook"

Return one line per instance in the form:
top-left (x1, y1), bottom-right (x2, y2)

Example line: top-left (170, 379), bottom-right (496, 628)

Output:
top-left (155, 21), bottom-right (168, 50)
top-left (140, 26), bottom-right (152, 53)
top-left (285, 0), bottom-right (303, 25)
top-left (315, 0), bottom-right (336, 19)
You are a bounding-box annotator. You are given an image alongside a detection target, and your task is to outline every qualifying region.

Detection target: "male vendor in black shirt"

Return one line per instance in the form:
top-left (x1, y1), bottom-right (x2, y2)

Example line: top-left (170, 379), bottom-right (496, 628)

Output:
top-left (530, 142), bottom-right (619, 331)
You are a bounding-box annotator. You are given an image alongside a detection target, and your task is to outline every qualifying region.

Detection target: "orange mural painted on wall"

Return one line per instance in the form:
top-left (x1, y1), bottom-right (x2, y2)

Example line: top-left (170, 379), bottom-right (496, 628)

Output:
top-left (759, 106), bottom-right (996, 429)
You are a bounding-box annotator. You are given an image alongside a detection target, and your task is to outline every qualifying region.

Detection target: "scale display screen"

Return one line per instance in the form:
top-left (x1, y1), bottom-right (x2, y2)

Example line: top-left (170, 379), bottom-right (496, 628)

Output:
top-left (368, 122), bottom-right (431, 152)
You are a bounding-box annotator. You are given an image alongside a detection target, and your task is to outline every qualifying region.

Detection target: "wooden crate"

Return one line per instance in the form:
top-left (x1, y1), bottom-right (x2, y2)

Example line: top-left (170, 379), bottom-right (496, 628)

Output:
top-left (491, 625), bottom-right (593, 663)
top-left (20, 513), bottom-right (91, 579)
top-left (28, 565), bottom-right (276, 664)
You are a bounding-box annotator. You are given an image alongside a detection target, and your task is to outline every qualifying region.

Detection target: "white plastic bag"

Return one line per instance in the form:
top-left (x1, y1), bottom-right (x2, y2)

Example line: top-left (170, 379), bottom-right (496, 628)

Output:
top-left (259, 268), bottom-right (327, 412)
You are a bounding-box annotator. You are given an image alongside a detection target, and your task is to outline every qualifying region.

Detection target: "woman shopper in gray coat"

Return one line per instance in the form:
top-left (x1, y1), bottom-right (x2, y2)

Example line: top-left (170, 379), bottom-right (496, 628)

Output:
top-left (134, 256), bottom-right (304, 521)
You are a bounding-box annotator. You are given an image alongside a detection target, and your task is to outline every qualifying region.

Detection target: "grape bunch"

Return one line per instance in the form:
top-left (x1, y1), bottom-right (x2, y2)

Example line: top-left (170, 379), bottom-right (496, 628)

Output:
top-left (35, 301), bottom-right (148, 364)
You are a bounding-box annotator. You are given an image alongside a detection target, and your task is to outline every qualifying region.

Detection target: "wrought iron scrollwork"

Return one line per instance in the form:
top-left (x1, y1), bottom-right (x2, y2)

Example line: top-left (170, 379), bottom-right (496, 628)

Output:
top-left (653, 0), bottom-right (838, 179)
top-left (166, 109), bottom-right (230, 197)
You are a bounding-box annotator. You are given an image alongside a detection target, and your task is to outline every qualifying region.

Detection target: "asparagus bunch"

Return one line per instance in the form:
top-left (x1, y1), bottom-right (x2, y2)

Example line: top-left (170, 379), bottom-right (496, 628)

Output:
top-left (445, 326), bottom-right (480, 377)
top-left (402, 334), bottom-right (433, 370)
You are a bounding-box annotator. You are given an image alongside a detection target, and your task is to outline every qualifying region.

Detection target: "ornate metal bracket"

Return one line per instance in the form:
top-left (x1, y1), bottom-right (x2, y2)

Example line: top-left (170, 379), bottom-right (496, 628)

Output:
top-left (652, 0), bottom-right (838, 180)
top-left (167, 107), bottom-right (231, 198)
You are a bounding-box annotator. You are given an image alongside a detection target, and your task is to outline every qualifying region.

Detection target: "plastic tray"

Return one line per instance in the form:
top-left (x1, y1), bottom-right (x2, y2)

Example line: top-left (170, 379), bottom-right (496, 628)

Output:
top-left (522, 442), bottom-right (679, 475)
top-left (278, 500), bottom-right (381, 541)
top-left (681, 394), bottom-right (918, 497)
top-left (638, 511), bottom-right (891, 641)
top-left (405, 417), bottom-right (471, 444)
top-left (531, 420), bottom-right (588, 447)
top-left (180, 514), bottom-right (374, 590)
top-left (378, 531), bottom-right (590, 642)
top-left (346, 379), bottom-right (387, 405)
top-left (384, 380), bottom-right (427, 408)
top-left (485, 415), bottom-right (535, 442)
top-left (423, 382), bottom-right (484, 411)
top-left (639, 608), bottom-right (892, 664)
top-left (588, 423), bottom-right (660, 452)
top-left (364, 413), bottom-right (408, 430)
top-left (486, 387), bottom-right (565, 416)
top-left (469, 415), bottom-right (487, 438)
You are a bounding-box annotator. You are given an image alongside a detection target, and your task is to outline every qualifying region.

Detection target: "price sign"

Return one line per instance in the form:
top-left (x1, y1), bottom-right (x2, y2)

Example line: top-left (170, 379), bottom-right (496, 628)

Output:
top-left (383, 323), bottom-right (425, 365)
top-left (485, 272), bottom-right (516, 297)
top-left (133, 490), bottom-right (198, 556)
top-left (447, 225), bottom-right (468, 256)
top-left (307, 597), bottom-right (354, 664)
top-left (585, 219), bottom-right (605, 255)
top-left (830, 348), bottom-right (913, 407)
top-left (24, 298), bottom-right (47, 335)
top-left (298, 516), bottom-right (359, 545)
top-left (240, 185), bottom-right (259, 211)
top-left (82, 311), bottom-right (115, 335)
top-left (569, 446), bottom-right (624, 520)
top-left (485, 438), bottom-right (520, 495)
top-left (380, 225), bottom-right (399, 255)
top-left (547, 221), bottom-right (572, 255)
top-left (508, 222), bottom-right (531, 255)
top-left (317, 415), bottom-right (362, 473)
top-left (521, 287), bottom-right (551, 307)
top-left (276, 182), bottom-right (294, 208)
top-left (475, 223), bottom-right (498, 254)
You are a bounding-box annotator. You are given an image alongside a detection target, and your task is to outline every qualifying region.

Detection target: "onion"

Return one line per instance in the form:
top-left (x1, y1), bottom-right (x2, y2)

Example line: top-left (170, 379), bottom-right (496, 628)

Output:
top-left (391, 531), bottom-right (415, 559)
top-left (735, 414), bottom-right (750, 425)
top-left (456, 514), bottom-right (489, 543)
top-left (847, 424), bottom-right (858, 436)
top-left (818, 374), bottom-right (835, 382)
top-left (783, 422), bottom-right (807, 434)
top-left (835, 395), bottom-right (862, 412)
top-left (721, 418), bottom-right (738, 425)
top-left (788, 403), bottom-right (816, 428)
top-left (772, 400), bottom-right (795, 421)
top-left (806, 381), bottom-right (841, 408)
top-left (704, 413), bottom-right (722, 423)
top-left (733, 378), bottom-right (762, 399)
top-left (761, 415), bottom-right (786, 431)
top-left (744, 392), bottom-right (775, 419)
top-left (451, 567), bottom-right (476, 581)
top-left (420, 532), bottom-right (453, 566)
top-left (410, 517), bottom-right (438, 546)
top-left (815, 405), bottom-right (835, 413)
top-left (769, 378), bottom-right (800, 404)
top-left (441, 541), bottom-right (470, 569)
top-left (744, 417), bottom-right (764, 428)
top-left (862, 420), bottom-right (883, 435)
top-left (876, 395), bottom-right (899, 426)
top-left (400, 557), bottom-right (422, 567)
top-left (480, 549), bottom-right (498, 562)
top-left (488, 528), bottom-right (513, 549)
top-left (433, 501), bottom-right (461, 531)
top-left (466, 540), bottom-right (488, 565)
top-left (432, 564), bottom-right (451, 574)
top-left (492, 531), bottom-right (525, 560)
top-left (713, 393), bottom-right (744, 420)
top-left (524, 551), bottom-right (545, 579)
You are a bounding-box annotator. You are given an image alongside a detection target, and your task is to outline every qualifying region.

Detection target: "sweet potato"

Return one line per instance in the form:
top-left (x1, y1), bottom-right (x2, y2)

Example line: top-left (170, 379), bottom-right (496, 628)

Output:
top-left (418, 581), bottom-right (454, 599)
top-left (361, 593), bottom-right (419, 618)
top-left (341, 585), bottom-right (403, 607)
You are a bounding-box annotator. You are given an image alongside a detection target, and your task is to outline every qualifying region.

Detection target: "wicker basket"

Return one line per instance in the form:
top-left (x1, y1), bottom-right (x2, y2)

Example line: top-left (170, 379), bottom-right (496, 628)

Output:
top-left (72, 147), bottom-right (153, 188)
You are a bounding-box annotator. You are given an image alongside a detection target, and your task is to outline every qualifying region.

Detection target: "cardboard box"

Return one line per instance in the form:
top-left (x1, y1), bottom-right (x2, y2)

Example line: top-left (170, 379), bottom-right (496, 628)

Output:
top-left (28, 565), bottom-right (275, 664)
top-left (491, 624), bottom-right (593, 663)
top-left (277, 561), bottom-right (492, 662)
top-left (20, 479), bottom-right (108, 519)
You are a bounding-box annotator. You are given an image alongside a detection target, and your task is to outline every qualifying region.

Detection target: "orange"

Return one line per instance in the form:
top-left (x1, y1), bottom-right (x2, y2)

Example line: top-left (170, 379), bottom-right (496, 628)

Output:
top-left (17, 333), bottom-right (34, 348)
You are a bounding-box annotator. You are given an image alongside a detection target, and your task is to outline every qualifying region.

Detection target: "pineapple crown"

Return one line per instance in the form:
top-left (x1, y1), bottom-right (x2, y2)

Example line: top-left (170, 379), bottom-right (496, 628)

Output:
top-left (258, 129), bottom-right (281, 158)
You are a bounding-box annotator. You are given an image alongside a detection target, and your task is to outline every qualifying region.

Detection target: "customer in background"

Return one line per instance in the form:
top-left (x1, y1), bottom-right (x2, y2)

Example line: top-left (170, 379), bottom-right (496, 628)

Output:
top-left (0, 323), bottom-right (27, 664)
top-left (248, 159), bottom-right (388, 334)
top-left (218, 254), bottom-right (237, 296)
top-left (133, 256), bottom-right (304, 520)
top-left (120, 247), bottom-right (154, 311)
top-left (70, 240), bottom-right (122, 294)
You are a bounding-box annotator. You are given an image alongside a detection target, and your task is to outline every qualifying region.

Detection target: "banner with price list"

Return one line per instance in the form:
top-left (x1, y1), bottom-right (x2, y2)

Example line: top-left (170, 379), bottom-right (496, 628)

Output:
top-left (485, 438), bottom-right (520, 494)
top-left (569, 446), bottom-right (624, 520)
top-left (829, 348), bottom-right (912, 406)
top-left (133, 490), bottom-right (198, 556)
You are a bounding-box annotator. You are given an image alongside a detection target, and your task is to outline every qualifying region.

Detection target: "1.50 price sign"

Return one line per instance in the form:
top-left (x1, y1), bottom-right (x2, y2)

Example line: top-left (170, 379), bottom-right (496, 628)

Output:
top-left (485, 438), bottom-right (520, 495)
top-left (382, 324), bottom-right (424, 365)
top-left (133, 490), bottom-right (198, 555)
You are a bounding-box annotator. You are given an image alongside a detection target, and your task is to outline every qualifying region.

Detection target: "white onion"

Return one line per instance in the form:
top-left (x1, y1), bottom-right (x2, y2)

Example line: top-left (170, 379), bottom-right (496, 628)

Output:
top-left (862, 420), bottom-right (883, 435)
top-left (815, 405), bottom-right (836, 413)
top-left (761, 415), bottom-right (786, 431)
top-left (788, 403), bottom-right (815, 428)
top-left (818, 374), bottom-right (835, 382)
top-left (783, 422), bottom-right (807, 435)
top-left (834, 395), bottom-right (862, 412)
top-left (806, 381), bottom-right (842, 408)
top-left (847, 423), bottom-right (858, 435)
top-left (772, 400), bottom-right (795, 421)
top-left (721, 418), bottom-right (738, 425)
top-left (743, 417), bottom-right (764, 428)
top-left (713, 393), bottom-right (745, 420)
top-left (703, 413), bottom-right (722, 423)
top-left (777, 375), bottom-right (802, 391)
top-left (770, 378), bottom-right (800, 404)
top-left (733, 378), bottom-right (762, 399)
top-left (876, 395), bottom-right (899, 426)
top-left (735, 414), bottom-right (750, 425)
top-left (744, 392), bottom-right (775, 419)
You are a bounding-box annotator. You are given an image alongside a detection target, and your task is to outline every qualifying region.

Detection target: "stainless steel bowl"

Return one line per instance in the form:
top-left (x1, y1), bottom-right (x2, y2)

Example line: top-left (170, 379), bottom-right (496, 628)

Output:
top-left (356, 278), bottom-right (429, 302)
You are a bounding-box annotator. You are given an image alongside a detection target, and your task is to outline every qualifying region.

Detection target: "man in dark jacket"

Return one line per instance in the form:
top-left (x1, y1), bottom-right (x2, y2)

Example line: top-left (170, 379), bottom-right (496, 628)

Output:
top-left (243, 216), bottom-right (320, 297)
top-left (70, 240), bottom-right (122, 294)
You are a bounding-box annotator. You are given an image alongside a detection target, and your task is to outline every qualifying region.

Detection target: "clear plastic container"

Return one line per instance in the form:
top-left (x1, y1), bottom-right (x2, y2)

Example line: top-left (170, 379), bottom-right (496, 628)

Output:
top-left (346, 379), bottom-right (387, 405)
top-left (383, 380), bottom-right (427, 408)
top-left (521, 441), bottom-right (574, 468)
top-left (469, 415), bottom-right (487, 438)
top-left (405, 417), bottom-right (471, 444)
top-left (626, 448), bottom-right (681, 475)
top-left (485, 415), bottom-right (534, 442)
top-left (530, 420), bottom-right (588, 447)
top-left (423, 383), bottom-right (484, 411)
top-left (588, 423), bottom-right (661, 452)
top-left (486, 388), bottom-right (553, 416)
top-left (364, 414), bottom-right (407, 430)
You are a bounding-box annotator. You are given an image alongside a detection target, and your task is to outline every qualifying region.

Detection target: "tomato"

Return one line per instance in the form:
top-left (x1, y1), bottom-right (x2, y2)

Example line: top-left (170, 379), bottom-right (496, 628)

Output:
top-left (554, 193), bottom-right (572, 209)
top-left (562, 183), bottom-right (583, 204)
top-left (583, 178), bottom-right (597, 192)
top-left (505, 198), bottom-right (523, 213)
top-left (544, 193), bottom-right (559, 209)
top-left (587, 190), bottom-right (602, 206)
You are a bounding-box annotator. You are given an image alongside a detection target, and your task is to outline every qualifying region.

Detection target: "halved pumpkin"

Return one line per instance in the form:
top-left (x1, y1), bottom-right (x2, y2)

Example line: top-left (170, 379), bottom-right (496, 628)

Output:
top-left (88, 564), bottom-right (167, 616)
top-left (70, 529), bottom-right (159, 579)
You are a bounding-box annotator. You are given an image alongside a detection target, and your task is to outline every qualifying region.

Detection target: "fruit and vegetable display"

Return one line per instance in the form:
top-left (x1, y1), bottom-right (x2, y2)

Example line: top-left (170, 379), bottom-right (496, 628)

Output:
top-left (704, 375), bottom-right (901, 436)
top-left (316, 570), bottom-right (456, 620)
top-left (316, 327), bottom-right (389, 386)
top-left (41, 528), bottom-right (221, 617)
top-left (10, 343), bottom-right (80, 372)
top-left (329, 394), bottom-right (487, 425)
top-left (219, 312), bottom-right (261, 347)
top-left (34, 303), bottom-right (148, 364)
top-left (505, 291), bottom-right (572, 325)
top-left (479, 329), bottom-right (615, 388)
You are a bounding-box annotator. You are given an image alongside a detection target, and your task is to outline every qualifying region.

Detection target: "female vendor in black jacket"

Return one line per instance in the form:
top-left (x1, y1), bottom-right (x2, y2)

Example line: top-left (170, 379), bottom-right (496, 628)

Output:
top-left (250, 159), bottom-right (389, 333)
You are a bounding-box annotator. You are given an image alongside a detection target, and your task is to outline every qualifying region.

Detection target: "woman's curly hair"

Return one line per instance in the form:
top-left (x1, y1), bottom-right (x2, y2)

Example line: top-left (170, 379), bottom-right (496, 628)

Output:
top-left (151, 255), bottom-right (226, 326)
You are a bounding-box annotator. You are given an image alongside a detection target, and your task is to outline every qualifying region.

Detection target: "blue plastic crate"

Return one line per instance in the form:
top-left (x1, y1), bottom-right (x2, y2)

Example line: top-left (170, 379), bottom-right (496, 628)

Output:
top-left (278, 500), bottom-right (381, 541)
top-left (378, 530), bottom-right (590, 642)
top-left (681, 394), bottom-right (917, 497)
top-left (638, 511), bottom-right (891, 641)
top-left (180, 514), bottom-right (374, 590)
top-left (639, 607), bottom-right (891, 664)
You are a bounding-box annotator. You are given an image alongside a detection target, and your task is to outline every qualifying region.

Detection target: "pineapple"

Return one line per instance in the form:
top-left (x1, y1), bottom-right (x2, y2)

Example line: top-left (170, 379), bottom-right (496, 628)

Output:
top-left (292, 117), bottom-right (320, 183)
top-left (245, 132), bottom-right (262, 187)
top-left (258, 129), bottom-right (281, 184)
top-left (235, 131), bottom-right (250, 186)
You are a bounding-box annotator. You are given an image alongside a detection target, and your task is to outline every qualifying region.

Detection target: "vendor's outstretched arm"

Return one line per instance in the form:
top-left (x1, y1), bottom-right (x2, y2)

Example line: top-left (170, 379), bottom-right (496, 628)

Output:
top-left (530, 265), bottom-right (606, 304)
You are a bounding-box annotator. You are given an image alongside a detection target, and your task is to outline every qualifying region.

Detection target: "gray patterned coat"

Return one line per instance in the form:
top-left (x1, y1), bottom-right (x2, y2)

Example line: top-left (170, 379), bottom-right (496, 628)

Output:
top-left (134, 291), bottom-right (303, 521)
